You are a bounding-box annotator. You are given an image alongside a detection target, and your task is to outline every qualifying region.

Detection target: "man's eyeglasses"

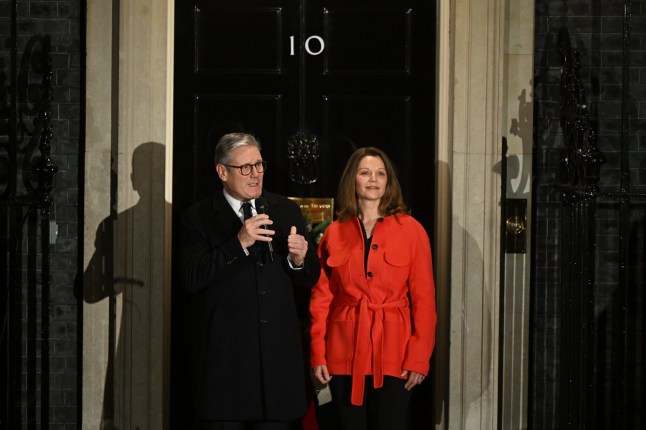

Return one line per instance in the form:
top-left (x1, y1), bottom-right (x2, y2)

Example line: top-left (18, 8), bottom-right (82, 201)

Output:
top-left (222, 160), bottom-right (267, 176)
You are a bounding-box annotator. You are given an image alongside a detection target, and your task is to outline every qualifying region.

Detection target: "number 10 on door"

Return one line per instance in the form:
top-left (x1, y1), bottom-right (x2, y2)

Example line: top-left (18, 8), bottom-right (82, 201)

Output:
top-left (289, 35), bottom-right (325, 56)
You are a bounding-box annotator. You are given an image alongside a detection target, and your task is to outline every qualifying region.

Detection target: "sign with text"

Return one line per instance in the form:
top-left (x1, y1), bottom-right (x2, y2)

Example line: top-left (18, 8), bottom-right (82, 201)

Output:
top-left (288, 197), bottom-right (334, 224)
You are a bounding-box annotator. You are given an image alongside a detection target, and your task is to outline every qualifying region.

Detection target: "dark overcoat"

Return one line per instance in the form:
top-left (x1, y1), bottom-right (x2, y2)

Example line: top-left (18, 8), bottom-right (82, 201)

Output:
top-left (179, 188), bottom-right (320, 421)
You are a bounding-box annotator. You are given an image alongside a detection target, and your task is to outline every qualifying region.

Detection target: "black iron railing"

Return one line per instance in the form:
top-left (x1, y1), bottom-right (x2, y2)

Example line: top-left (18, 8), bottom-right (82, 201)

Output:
top-left (557, 7), bottom-right (645, 427)
top-left (0, 1), bottom-right (57, 427)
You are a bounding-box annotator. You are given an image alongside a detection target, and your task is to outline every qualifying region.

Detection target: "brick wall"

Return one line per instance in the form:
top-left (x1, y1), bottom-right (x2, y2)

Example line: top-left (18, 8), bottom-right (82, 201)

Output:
top-left (533, 0), bottom-right (645, 427)
top-left (0, 1), bottom-right (82, 428)
top-left (46, 1), bottom-right (82, 427)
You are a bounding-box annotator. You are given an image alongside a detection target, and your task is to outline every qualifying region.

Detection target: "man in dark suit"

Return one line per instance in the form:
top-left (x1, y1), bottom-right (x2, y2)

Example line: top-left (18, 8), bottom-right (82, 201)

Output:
top-left (179, 133), bottom-right (320, 429)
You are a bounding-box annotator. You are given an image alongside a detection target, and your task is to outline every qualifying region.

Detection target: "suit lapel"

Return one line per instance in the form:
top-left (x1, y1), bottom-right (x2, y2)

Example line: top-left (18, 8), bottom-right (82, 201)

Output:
top-left (211, 190), bottom-right (243, 236)
top-left (263, 192), bottom-right (283, 226)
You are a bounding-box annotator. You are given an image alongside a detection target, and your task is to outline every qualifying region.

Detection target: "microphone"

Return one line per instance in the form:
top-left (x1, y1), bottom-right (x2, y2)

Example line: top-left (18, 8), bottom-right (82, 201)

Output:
top-left (254, 197), bottom-right (275, 262)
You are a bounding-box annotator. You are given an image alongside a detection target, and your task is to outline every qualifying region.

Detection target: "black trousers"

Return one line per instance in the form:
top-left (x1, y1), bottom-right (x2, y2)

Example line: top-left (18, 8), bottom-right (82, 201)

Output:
top-left (318, 375), bottom-right (412, 430)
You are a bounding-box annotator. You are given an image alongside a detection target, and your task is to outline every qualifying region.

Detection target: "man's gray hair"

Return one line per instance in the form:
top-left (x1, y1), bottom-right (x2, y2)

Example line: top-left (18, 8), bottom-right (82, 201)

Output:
top-left (214, 132), bottom-right (262, 165)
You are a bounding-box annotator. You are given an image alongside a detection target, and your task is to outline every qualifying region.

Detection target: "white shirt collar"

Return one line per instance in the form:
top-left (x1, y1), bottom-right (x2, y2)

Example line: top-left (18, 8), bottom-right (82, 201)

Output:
top-left (222, 189), bottom-right (256, 219)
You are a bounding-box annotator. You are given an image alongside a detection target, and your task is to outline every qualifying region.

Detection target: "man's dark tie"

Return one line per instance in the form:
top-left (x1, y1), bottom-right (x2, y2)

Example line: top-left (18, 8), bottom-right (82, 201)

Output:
top-left (241, 202), bottom-right (253, 221)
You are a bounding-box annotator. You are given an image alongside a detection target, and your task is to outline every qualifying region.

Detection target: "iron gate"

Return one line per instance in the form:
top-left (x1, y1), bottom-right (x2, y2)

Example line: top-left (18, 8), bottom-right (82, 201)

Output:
top-left (0, 2), bottom-right (58, 427)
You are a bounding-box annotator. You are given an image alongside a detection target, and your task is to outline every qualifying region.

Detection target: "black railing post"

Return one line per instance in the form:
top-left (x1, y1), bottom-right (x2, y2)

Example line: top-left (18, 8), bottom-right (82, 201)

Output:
top-left (615, 2), bottom-right (632, 428)
top-left (1, 19), bottom-right (57, 428)
top-left (559, 191), bottom-right (574, 426)
top-left (34, 35), bottom-right (56, 430)
top-left (557, 26), bottom-right (606, 429)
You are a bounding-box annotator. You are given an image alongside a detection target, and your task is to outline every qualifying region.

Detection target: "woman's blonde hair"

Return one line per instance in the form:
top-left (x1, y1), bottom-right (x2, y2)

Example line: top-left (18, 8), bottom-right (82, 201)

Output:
top-left (336, 147), bottom-right (409, 221)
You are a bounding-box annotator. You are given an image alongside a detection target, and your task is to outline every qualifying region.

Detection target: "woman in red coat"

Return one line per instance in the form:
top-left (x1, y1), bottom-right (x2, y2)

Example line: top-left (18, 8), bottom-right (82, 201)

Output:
top-left (310, 147), bottom-right (437, 429)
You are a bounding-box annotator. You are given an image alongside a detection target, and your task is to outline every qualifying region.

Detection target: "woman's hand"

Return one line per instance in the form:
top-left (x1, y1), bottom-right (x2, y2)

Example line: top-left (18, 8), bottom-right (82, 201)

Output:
top-left (312, 365), bottom-right (332, 385)
top-left (401, 370), bottom-right (426, 391)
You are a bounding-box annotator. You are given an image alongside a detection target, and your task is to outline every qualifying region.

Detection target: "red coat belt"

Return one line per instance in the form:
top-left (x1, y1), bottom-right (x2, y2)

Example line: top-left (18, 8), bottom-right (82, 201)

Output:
top-left (337, 295), bottom-right (409, 406)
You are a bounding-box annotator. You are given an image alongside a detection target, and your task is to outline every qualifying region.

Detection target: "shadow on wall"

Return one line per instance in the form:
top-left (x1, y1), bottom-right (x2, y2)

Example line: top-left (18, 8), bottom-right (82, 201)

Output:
top-left (495, 83), bottom-right (533, 198)
top-left (428, 80), bottom-right (534, 427)
top-left (420, 161), bottom-right (488, 428)
top-left (508, 85), bottom-right (533, 197)
top-left (79, 141), bottom-right (166, 429)
top-left (458, 213), bottom-right (490, 428)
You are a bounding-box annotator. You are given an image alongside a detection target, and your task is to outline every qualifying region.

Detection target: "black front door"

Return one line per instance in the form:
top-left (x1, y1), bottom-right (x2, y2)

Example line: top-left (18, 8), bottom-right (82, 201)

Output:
top-left (172, 0), bottom-right (436, 427)
top-left (174, 0), bottom-right (435, 217)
